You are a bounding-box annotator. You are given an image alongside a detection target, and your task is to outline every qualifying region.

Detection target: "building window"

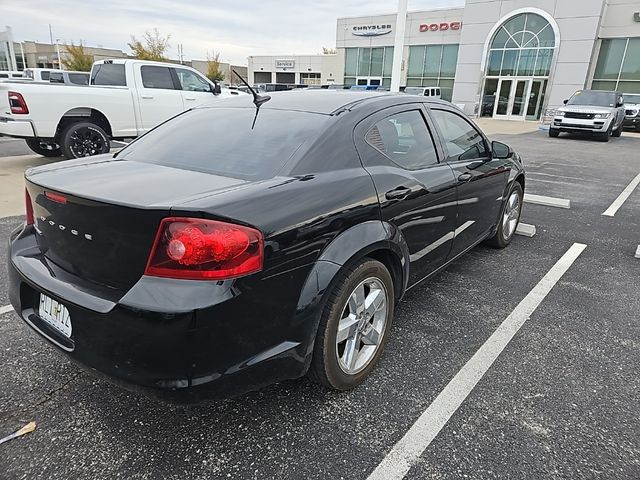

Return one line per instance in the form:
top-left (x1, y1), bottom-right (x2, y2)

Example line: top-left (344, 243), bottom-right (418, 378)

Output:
top-left (592, 38), bottom-right (640, 94)
top-left (406, 44), bottom-right (459, 101)
top-left (300, 72), bottom-right (321, 85)
top-left (344, 47), bottom-right (394, 87)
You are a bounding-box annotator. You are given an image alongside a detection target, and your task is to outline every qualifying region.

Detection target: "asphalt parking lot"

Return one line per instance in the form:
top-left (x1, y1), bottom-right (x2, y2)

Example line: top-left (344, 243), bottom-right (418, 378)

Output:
top-left (1, 129), bottom-right (639, 479)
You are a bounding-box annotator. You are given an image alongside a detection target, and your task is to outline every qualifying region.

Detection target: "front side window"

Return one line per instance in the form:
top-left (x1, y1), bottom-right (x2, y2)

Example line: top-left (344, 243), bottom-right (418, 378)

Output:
top-left (365, 110), bottom-right (438, 170)
top-left (431, 109), bottom-right (489, 161)
top-left (141, 66), bottom-right (175, 90)
top-left (174, 68), bottom-right (211, 92)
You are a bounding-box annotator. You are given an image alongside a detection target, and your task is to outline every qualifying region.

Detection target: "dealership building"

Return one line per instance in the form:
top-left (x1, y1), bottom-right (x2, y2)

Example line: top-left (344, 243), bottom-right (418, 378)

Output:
top-left (248, 0), bottom-right (640, 120)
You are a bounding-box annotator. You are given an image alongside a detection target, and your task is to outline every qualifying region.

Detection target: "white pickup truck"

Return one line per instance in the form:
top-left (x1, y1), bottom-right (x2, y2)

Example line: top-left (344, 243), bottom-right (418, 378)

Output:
top-left (0, 59), bottom-right (242, 158)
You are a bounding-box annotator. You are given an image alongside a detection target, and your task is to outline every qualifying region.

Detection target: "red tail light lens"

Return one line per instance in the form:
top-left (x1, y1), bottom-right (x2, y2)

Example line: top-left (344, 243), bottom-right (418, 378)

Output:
top-left (45, 191), bottom-right (67, 204)
top-left (145, 217), bottom-right (264, 280)
top-left (8, 91), bottom-right (29, 114)
top-left (25, 189), bottom-right (34, 225)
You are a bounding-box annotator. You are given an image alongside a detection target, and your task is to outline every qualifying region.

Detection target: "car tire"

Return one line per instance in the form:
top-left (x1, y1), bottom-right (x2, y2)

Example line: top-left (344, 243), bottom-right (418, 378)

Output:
top-left (485, 182), bottom-right (523, 249)
top-left (25, 138), bottom-right (62, 157)
top-left (548, 128), bottom-right (560, 138)
top-left (308, 258), bottom-right (395, 391)
top-left (612, 124), bottom-right (622, 138)
top-left (599, 123), bottom-right (612, 142)
top-left (60, 121), bottom-right (110, 159)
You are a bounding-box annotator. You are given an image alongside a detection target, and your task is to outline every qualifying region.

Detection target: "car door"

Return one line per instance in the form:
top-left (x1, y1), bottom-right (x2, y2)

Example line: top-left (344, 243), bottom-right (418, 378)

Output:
top-left (173, 68), bottom-right (216, 108)
top-left (354, 105), bottom-right (458, 286)
top-left (136, 65), bottom-right (185, 131)
top-left (428, 106), bottom-right (509, 258)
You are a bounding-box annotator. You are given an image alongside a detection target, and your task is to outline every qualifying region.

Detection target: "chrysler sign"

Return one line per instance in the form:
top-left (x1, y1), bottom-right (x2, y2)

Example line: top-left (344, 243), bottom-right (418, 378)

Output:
top-left (419, 22), bottom-right (462, 32)
top-left (352, 24), bottom-right (392, 36)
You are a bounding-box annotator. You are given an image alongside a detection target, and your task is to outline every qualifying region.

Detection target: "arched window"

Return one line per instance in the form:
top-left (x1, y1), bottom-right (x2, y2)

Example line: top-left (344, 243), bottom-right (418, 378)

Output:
top-left (486, 13), bottom-right (556, 78)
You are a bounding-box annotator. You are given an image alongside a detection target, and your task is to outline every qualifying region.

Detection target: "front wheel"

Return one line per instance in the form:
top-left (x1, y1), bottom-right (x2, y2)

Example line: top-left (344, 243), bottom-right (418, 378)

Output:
top-left (308, 259), bottom-right (395, 391)
top-left (60, 122), bottom-right (110, 159)
top-left (548, 128), bottom-right (560, 138)
top-left (598, 123), bottom-right (612, 142)
top-left (486, 182), bottom-right (523, 248)
top-left (612, 124), bottom-right (622, 138)
top-left (25, 138), bottom-right (61, 157)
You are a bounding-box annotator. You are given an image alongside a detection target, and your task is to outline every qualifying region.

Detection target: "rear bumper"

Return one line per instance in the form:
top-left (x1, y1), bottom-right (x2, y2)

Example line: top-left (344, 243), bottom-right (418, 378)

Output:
top-left (8, 225), bottom-right (316, 403)
top-left (0, 116), bottom-right (36, 138)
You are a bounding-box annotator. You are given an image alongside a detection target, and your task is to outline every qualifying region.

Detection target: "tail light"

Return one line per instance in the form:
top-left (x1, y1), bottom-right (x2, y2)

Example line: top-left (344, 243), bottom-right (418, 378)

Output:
top-left (8, 91), bottom-right (29, 114)
top-left (25, 189), bottom-right (34, 225)
top-left (145, 217), bottom-right (263, 280)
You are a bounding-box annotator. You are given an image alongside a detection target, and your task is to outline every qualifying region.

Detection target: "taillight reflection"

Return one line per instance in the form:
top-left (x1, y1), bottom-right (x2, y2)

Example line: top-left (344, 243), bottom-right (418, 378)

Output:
top-left (25, 189), bottom-right (34, 225)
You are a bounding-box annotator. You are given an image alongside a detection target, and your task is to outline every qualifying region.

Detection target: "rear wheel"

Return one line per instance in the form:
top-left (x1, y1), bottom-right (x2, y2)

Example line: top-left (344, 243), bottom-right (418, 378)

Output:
top-left (308, 259), bottom-right (394, 391)
top-left (60, 122), bottom-right (110, 159)
top-left (25, 138), bottom-right (61, 157)
top-left (486, 182), bottom-right (523, 248)
top-left (548, 128), bottom-right (560, 138)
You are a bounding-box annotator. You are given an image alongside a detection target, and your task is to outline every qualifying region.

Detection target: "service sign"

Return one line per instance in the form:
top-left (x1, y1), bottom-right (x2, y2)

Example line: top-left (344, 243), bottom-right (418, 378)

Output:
top-left (352, 24), bottom-right (393, 37)
top-left (276, 60), bottom-right (295, 69)
top-left (419, 22), bottom-right (463, 32)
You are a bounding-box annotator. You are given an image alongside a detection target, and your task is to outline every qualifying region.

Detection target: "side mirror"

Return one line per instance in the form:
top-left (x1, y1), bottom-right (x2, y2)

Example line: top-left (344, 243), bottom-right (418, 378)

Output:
top-left (211, 82), bottom-right (222, 95)
top-left (563, 99), bottom-right (568, 105)
top-left (492, 141), bottom-right (513, 159)
top-left (617, 97), bottom-right (624, 107)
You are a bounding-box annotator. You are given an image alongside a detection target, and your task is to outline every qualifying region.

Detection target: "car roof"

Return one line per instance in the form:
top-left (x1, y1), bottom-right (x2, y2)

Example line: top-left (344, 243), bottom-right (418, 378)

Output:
top-left (206, 89), bottom-right (451, 115)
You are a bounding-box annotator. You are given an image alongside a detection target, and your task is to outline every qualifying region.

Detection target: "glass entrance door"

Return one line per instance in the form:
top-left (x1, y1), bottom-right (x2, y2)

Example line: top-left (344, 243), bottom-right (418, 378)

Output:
top-left (493, 78), bottom-right (532, 120)
top-left (494, 79), bottom-right (513, 117)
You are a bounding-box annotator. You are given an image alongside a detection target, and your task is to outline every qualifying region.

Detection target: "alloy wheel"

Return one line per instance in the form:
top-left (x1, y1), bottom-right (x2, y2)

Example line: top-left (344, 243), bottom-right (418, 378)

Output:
top-left (69, 127), bottom-right (107, 157)
top-left (502, 191), bottom-right (520, 241)
top-left (335, 277), bottom-right (388, 375)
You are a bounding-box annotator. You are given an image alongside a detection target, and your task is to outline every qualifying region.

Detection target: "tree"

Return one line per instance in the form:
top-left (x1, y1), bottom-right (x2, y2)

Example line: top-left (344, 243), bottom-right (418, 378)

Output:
top-left (206, 52), bottom-right (225, 82)
top-left (128, 29), bottom-right (171, 61)
top-left (322, 47), bottom-right (337, 54)
top-left (61, 42), bottom-right (93, 71)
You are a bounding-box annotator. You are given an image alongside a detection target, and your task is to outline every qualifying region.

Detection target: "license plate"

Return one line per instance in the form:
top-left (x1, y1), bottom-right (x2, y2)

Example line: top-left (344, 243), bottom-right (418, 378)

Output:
top-left (38, 294), bottom-right (72, 338)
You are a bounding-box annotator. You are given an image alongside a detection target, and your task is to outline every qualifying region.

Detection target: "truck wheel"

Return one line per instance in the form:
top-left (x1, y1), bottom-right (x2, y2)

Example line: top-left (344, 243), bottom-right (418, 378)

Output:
top-left (598, 124), bottom-right (612, 143)
top-left (60, 122), bottom-right (110, 159)
top-left (25, 138), bottom-right (62, 157)
top-left (548, 128), bottom-right (560, 138)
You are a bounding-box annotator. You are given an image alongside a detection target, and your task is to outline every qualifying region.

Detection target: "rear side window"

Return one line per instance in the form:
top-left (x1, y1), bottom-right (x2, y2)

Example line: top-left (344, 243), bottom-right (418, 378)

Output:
top-left (91, 63), bottom-right (126, 86)
top-left (41, 71), bottom-right (50, 81)
top-left (49, 72), bottom-right (63, 83)
top-left (365, 110), bottom-right (438, 170)
top-left (0, 73), bottom-right (7, 78)
top-left (69, 73), bottom-right (89, 85)
top-left (431, 109), bottom-right (489, 161)
top-left (119, 107), bottom-right (328, 180)
top-left (141, 66), bottom-right (175, 90)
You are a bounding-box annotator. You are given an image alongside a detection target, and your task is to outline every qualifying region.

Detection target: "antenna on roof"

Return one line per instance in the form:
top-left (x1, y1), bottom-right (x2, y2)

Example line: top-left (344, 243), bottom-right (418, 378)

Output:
top-left (232, 69), bottom-right (271, 129)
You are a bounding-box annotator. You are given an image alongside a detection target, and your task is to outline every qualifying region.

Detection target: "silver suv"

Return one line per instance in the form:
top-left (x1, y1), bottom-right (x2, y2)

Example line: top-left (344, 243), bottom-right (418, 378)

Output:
top-left (550, 90), bottom-right (626, 142)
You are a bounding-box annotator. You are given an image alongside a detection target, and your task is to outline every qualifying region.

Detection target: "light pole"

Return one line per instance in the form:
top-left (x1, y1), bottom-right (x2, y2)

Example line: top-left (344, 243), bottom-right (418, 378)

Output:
top-left (390, 0), bottom-right (408, 92)
top-left (55, 38), bottom-right (62, 70)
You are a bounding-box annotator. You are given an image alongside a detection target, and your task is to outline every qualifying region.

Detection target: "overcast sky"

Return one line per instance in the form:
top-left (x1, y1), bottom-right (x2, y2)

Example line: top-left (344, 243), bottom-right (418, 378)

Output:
top-left (4, 0), bottom-right (463, 64)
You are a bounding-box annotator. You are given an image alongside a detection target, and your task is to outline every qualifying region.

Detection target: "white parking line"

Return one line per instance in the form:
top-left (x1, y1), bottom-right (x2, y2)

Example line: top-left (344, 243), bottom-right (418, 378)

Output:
top-left (524, 193), bottom-right (570, 209)
top-left (635, 246), bottom-right (640, 259)
top-left (515, 222), bottom-right (536, 237)
top-left (0, 305), bottom-right (14, 315)
top-left (366, 243), bottom-right (587, 480)
top-left (602, 172), bottom-right (640, 217)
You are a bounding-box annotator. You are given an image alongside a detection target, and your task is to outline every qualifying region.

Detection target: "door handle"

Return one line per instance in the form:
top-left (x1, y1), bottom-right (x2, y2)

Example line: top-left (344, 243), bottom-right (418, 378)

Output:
top-left (141, 95), bottom-right (154, 99)
top-left (185, 97), bottom-right (196, 101)
top-left (385, 186), bottom-right (412, 200)
top-left (458, 173), bottom-right (473, 182)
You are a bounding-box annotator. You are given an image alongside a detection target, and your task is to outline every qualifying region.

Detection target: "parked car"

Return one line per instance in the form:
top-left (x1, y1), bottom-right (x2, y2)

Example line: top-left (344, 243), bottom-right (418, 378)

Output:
top-left (0, 59), bottom-right (244, 159)
top-left (622, 93), bottom-right (640, 131)
top-left (0, 71), bottom-right (24, 80)
top-left (23, 68), bottom-right (57, 82)
top-left (49, 70), bottom-right (90, 86)
top-left (404, 86), bottom-right (442, 98)
top-left (550, 89), bottom-right (626, 141)
top-left (8, 90), bottom-right (525, 402)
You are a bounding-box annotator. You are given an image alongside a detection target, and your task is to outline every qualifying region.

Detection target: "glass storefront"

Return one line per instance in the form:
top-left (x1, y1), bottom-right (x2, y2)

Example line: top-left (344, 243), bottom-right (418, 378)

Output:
top-left (592, 38), bottom-right (640, 94)
top-left (406, 44), bottom-right (459, 101)
top-left (344, 47), bottom-right (394, 87)
top-left (480, 12), bottom-right (555, 120)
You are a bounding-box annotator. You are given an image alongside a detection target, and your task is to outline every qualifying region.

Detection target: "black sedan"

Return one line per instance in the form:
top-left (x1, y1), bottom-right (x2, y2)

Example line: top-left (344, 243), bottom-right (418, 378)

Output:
top-left (8, 90), bottom-right (525, 401)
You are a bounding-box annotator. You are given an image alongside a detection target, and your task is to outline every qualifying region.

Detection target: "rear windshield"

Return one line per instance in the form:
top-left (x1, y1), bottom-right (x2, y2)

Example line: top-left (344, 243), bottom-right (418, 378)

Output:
top-left (119, 107), bottom-right (328, 180)
top-left (91, 63), bottom-right (126, 86)
top-left (567, 90), bottom-right (617, 107)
